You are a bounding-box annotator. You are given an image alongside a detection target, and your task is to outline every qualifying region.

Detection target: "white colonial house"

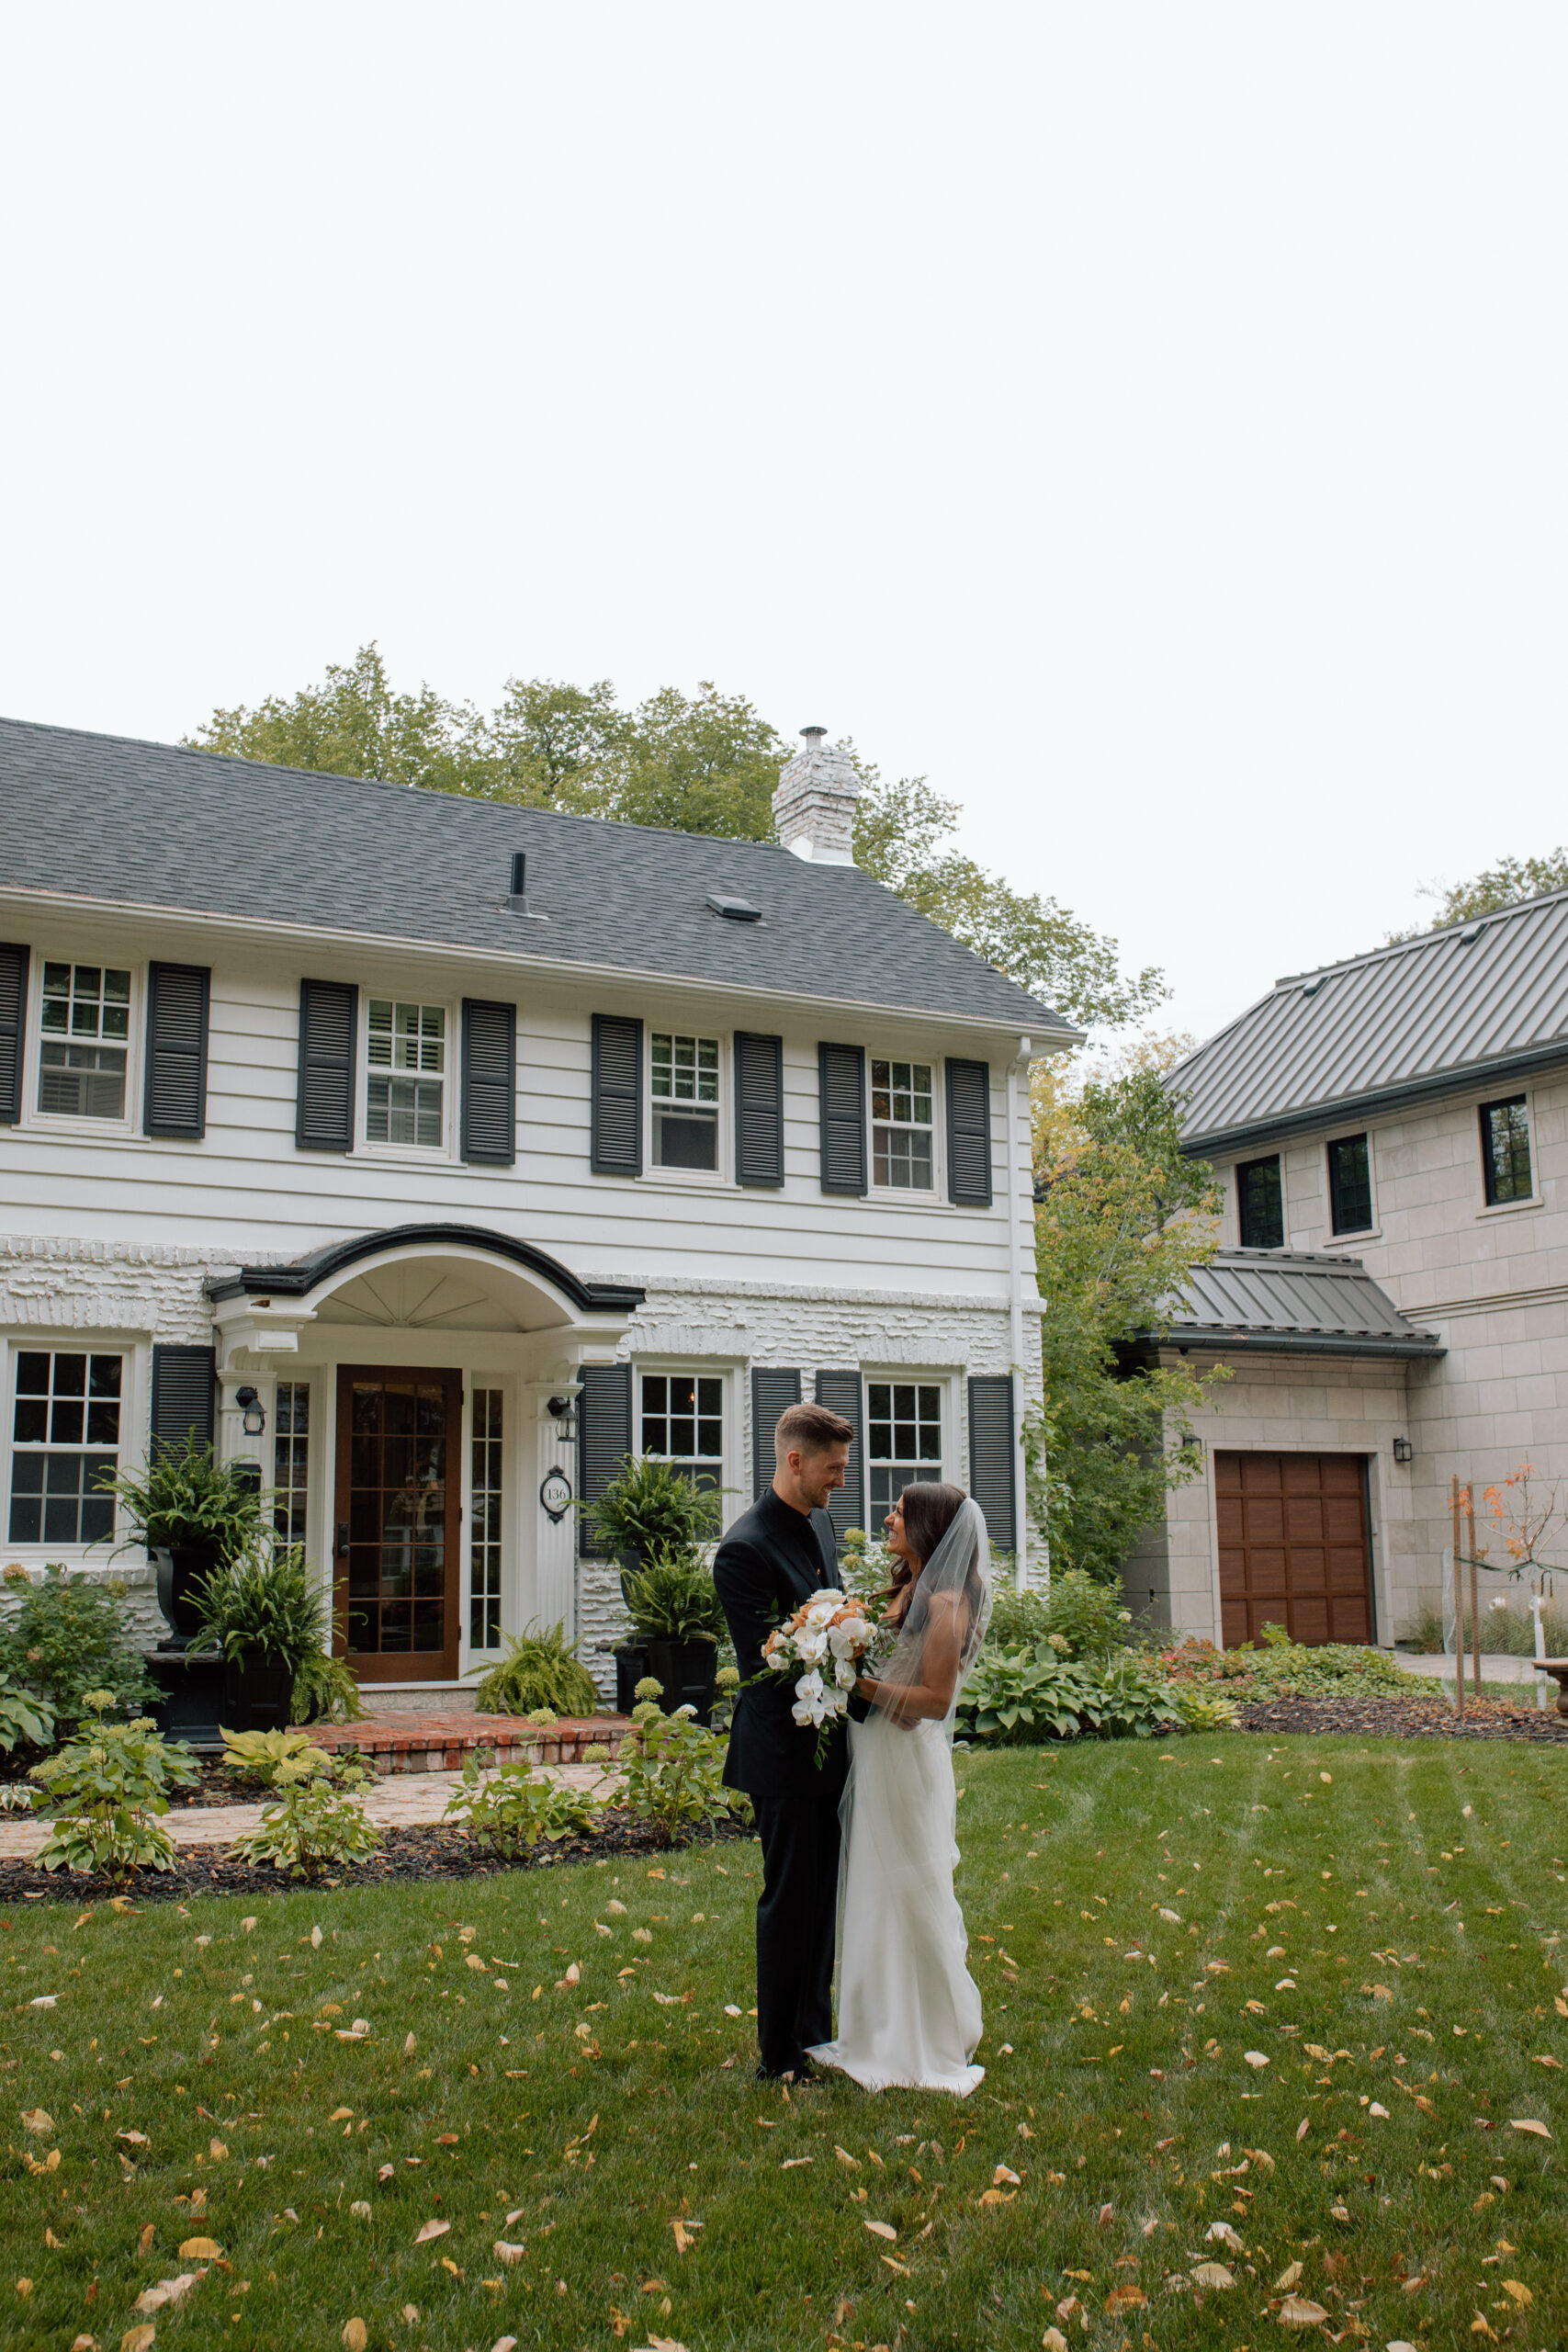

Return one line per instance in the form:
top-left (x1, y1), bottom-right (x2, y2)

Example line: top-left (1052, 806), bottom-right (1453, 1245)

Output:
top-left (1134, 889), bottom-right (1568, 1652)
top-left (0, 718), bottom-right (1068, 1700)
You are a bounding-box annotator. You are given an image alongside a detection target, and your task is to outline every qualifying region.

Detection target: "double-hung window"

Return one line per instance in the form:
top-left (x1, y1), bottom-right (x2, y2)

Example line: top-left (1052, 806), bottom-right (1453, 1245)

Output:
top-left (8, 1350), bottom-right (122, 1545)
top-left (639, 1372), bottom-right (723, 1492)
top-left (866, 1380), bottom-right (942, 1514)
top-left (872, 1059), bottom-right (934, 1190)
top-left (1235, 1153), bottom-right (1284, 1249)
top-left (38, 962), bottom-right (131, 1121)
top-left (651, 1034), bottom-right (719, 1171)
top-left (367, 1000), bottom-right (446, 1148)
top-left (1326, 1133), bottom-right (1372, 1235)
top-left (1480, 1096), bottom-right (1533, 1204)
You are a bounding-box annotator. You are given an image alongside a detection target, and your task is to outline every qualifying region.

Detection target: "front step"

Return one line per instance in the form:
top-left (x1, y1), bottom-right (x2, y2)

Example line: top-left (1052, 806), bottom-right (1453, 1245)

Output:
top-left (355, 1681), bottom-right (482, 1718)
top-left (315, 1711), bottom-right (630, 1777)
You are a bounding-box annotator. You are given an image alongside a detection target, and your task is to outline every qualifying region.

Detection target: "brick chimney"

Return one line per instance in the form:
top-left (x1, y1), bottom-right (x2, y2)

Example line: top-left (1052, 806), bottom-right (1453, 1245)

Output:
top-left (773, 725), bottom-right (862, 865)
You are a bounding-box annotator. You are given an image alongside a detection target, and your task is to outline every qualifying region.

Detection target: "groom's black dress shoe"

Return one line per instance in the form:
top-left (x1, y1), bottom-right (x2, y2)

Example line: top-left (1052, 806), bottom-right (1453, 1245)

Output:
top-left (754, 2059), bottom-right (822, 2084)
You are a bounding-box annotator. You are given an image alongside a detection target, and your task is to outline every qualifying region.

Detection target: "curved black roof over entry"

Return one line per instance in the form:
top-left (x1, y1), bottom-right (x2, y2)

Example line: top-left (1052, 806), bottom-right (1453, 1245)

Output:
top-left (207, 1222), bottom-right (644, 1316)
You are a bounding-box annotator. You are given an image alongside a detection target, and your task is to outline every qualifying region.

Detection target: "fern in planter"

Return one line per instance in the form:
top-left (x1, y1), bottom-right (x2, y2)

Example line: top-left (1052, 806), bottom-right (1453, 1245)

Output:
top-left (578, 1454), bottom-right (725, 1561)
top-left (289, 1650), bottom-right (367, 1724)
top-left (189, 1540), bottom-right (330, 1668)
top-left (620, 1546), bottom-right (725, 1645)
top-left (96, 1431), bottom-right (269, 1560)
top-left (467, 1620), bottom-right (599, 1718)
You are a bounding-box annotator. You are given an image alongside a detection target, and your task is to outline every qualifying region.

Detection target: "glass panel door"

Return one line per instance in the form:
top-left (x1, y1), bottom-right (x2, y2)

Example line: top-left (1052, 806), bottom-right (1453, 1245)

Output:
top-left (334, 1366), bottom-right (462, 1681)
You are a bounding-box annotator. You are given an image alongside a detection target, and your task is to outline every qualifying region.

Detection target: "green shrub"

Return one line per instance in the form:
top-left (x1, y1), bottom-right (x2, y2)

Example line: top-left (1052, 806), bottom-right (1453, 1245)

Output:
top-left (984, 1585), bottom-right (1055, 1652)
top-left (227, 1754), bottom-right (382, 1878)
top-left (1032, 1567), bottom-right (1135, 1660)
top-left (0, 1565), bottom-right (161, 1727)
top-left (289, 1649), bottom-right (368, 1724)
top-left (1169, 1687), bottom-right (1239, 1732)
top-left (97, 1430), bottom-right (269, 1559)
top-left (839, 1528), bottom-right (896, 1606)
top-left (621, 1547), bottom-right (724, 1644)
top-left (28, 1691), bottom-right (198, 1874)
top-left (620, 1705), bottom-right (746, 1845)
top-left (220, 1726), bottom-right (332, 1789)
top-left (0, 1669), bottom-right (55, 1754)
top-left (1405, 1599), bottom-right (1568, 1656)
top-left (190, 1539), bottom-right (330, 1671)
top-left (467, 1622), bottom-right (599, 1718)
top-left (958, 1644), bottom-right (1183, 1745)
top-left (442, 1754), bottom-right (604, 1855)
top-left (579, 1454), bottom-right (724, 1557)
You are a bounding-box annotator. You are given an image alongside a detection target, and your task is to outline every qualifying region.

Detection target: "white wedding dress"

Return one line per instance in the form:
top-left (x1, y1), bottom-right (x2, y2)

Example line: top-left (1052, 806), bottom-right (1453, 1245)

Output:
top-left (808, 1498), bottom-right (990, 2096)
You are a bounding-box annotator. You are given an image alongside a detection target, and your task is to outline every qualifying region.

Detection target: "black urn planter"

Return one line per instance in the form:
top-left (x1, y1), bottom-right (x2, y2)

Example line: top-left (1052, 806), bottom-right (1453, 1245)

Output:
top-left (644, 1636), bottom-right (718, 1727)
top-left (152, 1544), bottom-right (220, 1643)
top-left (223, 1652), bottom-right (295, 1736)
top-left (613, 1641), bottom-right (653, 1716)
top-left (616, 1548), bottom-right (643, 1609)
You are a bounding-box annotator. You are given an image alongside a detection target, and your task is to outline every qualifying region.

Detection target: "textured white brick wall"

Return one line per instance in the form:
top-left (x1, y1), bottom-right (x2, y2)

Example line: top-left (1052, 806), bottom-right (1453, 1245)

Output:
top-left (0, 1236), bottom-right (225, 1340)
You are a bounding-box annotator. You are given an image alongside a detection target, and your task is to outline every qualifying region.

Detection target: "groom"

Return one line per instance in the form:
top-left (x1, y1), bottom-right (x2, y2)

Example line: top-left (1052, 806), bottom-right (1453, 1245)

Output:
top-left (714, 1400), bottom-right (854, 2080)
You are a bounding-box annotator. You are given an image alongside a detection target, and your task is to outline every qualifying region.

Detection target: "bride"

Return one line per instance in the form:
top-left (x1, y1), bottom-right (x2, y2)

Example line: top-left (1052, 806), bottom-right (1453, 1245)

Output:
top-left (808, 1483), bottom-right (993, 2095)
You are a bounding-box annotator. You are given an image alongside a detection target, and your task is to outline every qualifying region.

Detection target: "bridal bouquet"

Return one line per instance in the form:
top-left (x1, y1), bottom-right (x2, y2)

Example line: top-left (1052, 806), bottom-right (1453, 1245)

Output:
top-left (761, 1589), bottom-right (884, 1765)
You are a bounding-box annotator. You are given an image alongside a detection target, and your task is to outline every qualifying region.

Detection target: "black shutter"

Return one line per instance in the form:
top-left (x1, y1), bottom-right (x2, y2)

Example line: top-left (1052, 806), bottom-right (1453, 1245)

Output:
top-left (818, 1042), bottom-right (866, 1195)
top-left (0, 943), bottom-right (28, 1125)
top-left (813, 1369), bottom-right (863, 1550)
top-left (968, 1373), bottom-right (1016, 1552)
top-left (296, 978), bottom-right (357, 1152)
top-left (946, 1057), bottom-right (993, 1207)
top-left (461, 998), bottom-right (516, 1166)
top-left (143, 961), bottom-right (210, 1140)
top-left (750, 1366), bottom-right (802, 1500)
top-left (734, 1031), bottom-right (784, 1188)
top-left (591, 1013), bottom-right (642, 1178)
top-left (577, 1361), bottom-right (633, 1557)
top-left (150, 1343), bottom-right (217, 1457)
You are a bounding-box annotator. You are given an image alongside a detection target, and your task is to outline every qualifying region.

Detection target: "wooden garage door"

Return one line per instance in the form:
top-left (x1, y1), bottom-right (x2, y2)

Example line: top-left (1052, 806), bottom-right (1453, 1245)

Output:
top-left (1215, 1452), bottom-right (1372, 1647)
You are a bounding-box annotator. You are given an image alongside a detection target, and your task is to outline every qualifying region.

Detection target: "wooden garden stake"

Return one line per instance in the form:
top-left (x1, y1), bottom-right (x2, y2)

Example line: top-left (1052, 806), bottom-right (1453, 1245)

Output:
top-left (1450, 1475), bottom-right (1465, 1716)
top-left (1466, 1488), bottom-right (1483, 1699)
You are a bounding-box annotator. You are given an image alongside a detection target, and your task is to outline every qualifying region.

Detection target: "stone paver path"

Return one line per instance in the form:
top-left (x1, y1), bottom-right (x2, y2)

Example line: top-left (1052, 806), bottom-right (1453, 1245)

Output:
top-left (0, 1760), bottom-right (615, 1862)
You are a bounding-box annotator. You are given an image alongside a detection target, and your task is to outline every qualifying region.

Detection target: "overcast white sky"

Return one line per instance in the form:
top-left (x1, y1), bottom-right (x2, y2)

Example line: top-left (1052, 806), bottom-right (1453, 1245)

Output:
top-left (3, 5), bottom-right (1564, 1046)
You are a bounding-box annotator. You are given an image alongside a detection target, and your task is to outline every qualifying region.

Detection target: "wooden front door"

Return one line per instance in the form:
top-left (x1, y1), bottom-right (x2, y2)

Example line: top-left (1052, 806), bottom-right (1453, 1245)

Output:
top-left (334, 1366), bottom-right (462, 1682)
top-left (1215, 1451), bottom-right (1373, 1648)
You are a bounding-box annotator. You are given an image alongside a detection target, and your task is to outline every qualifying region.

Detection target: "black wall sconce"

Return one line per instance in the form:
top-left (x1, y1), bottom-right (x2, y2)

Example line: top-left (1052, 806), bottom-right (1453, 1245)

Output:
top-left (235, 1385), bottom-right (266, 1438)
top-left (547, 1392), bottom-right (579, 1442)
top-left (1393, 1436), bottom-right (1414, 1464)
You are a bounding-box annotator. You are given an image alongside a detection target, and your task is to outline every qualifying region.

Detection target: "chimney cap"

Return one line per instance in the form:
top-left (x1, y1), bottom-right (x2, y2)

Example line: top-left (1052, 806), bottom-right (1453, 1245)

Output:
top-left (800, 723), bottom-right (828, 741)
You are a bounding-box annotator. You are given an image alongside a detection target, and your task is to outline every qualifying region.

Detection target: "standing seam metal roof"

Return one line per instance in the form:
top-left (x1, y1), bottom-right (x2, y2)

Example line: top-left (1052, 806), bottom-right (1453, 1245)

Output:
top-left (0, 716), bottom-right (1069, 1035)
top-left (1156, 1249), bottom-right (1441, 1356)
top-left (1169, 888), bottom-right (1568, 1151)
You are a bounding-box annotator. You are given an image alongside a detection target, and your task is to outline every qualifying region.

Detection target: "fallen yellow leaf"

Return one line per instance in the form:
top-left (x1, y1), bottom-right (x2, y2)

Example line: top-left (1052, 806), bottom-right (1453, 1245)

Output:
top-left (20, 2109), bottom-right (51, 2135)
top-left (1501, 2281), bottom-right (1533, 2307)
top-left (863, 2219), bottom-right (897, 2241)
top-left (1190, 2262), bottom-right (1233, 2289)
top-left (414, 2220), bottom-right (451, 2244)
top-left (492, 2243), bottom-right (525, 2266)
top-left (1274, 2261), bottom-right (1303, 2290)
top-left (120, 2329), bottom-right (157, 2352)
top-left (176, 2239), bottom-right (221, 2259)
top-left (344, 2322), bottom-right (367, 2351)
top-left (1280, 2294), bottom-right (1330, 2326)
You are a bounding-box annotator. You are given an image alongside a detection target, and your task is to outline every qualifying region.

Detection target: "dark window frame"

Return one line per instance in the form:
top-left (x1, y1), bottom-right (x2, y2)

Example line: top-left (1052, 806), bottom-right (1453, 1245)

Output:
top-left (1235, 1152), bottom-right (1285, 1250)
top-left (1325, 1132), bottom-right (1373, 1236)
top-left (1479, 1094), bottom-right (1534, 1206)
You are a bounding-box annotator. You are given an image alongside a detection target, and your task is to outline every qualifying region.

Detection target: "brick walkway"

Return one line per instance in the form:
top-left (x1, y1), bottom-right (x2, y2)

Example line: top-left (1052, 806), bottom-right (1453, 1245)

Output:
top-left (0, 1758), bottom-right (616, 1862)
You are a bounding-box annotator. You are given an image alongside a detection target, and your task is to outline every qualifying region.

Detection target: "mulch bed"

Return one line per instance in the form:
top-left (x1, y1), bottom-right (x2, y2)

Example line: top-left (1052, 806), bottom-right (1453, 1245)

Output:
top-left (1233, 1692), bottom-right (1568, 1744)
top-left (0, 1814), bottom-right (751, 1907)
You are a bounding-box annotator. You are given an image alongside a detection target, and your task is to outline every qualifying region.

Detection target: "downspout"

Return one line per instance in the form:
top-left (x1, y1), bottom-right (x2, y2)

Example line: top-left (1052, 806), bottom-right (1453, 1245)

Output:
top-left (1007, 1035), bottom-right (1033, 1593)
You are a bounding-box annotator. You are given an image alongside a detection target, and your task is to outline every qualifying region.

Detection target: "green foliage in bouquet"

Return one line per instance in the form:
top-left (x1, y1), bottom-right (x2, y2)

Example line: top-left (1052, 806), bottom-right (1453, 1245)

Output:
top-left (466, 1621), bottom-right (599, 1718)
top-left (442, 1752), bottom-right (605, 1855)
top-left (29, 1691), bottom-right (198, 1874)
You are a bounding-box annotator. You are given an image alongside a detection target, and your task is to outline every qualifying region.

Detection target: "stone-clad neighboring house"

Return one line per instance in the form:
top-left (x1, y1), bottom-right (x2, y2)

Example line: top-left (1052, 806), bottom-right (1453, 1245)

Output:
top-left (0, 717), bottom-right (1070, 1700)
top-left (1134, 890), bottom-right (1568, 1649)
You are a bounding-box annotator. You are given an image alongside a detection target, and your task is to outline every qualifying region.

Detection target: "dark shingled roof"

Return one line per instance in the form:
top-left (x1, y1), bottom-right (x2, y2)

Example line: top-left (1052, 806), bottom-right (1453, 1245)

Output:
top-left (1169, 887), bottom-right (1568, 1153)
top-left (1154, 1248), bottom-right (1442, 1359)
top-left (0, 715), bottom-right (1070, 1035)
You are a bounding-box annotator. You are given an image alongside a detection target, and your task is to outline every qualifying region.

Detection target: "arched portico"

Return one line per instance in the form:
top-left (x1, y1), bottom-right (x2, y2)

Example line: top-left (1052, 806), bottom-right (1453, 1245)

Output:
top-left (208, 1225), bottom-right (642, 1691)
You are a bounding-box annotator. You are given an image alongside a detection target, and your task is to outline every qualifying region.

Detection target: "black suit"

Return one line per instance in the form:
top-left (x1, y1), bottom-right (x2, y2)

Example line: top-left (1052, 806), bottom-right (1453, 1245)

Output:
top-left (714, 1487), bottom-right (845, 2075)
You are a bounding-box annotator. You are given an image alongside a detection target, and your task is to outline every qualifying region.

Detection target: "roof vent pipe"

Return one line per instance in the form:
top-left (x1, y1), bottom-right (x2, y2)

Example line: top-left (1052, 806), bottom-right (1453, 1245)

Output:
top-left (507, 850), bottom-right (548, 922)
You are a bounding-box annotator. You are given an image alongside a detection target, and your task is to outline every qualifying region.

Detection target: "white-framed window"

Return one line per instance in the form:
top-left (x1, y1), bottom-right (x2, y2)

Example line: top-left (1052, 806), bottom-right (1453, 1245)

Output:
top-left (639, 1370), bottom-right (725, 1492)
top-left (365, 997), bottom-right (448, 1151)
top-left (469, 1386), bottom-right (503, 1651)
top-left (866, 1378), bottom-right (944, 1515)
top-left (273, 1380), bottom-right (310, 1547)
top-left (651, 1032), bottom-right (722, 1174)
top-left (871, 1057), bottom-right (935, 1191)
top-left (32, 958), bottom-right (138, 1131)
top-left (7, 1347), bottom-right (125, 1546)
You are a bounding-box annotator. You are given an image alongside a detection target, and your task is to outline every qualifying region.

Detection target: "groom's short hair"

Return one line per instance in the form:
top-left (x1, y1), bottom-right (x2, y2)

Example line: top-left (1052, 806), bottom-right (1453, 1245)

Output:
top-left (775, 1401), bottom-right (853, 1458)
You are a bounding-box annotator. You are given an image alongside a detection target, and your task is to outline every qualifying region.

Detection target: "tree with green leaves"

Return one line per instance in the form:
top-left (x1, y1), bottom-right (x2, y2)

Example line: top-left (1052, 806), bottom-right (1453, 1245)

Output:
top-left (1389, 847), bottom-right (1568, 941)
top-left (1031, 1046), bottom-right (1227, 1588)
top-left (187, 646), bottom-right (1164, 1032)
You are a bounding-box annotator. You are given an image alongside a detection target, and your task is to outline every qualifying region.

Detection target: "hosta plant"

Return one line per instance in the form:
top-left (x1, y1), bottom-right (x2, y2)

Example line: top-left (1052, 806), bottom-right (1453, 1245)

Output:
top-left (443, 1752), bottom-right (605, 1855)
top-left (28, 1690), bottom-right (198, 1874)
top-left (227, 1754), bottom-right (382, 1879)
top-left (220, 1726), bottom-right (333, 1789)
top-left (0, 1669), bottom-right (56, 1755)
top-left (958, 1645), bottom-right (1184, 1745)
top-left (620, 1703), bottom-right (747, 1846)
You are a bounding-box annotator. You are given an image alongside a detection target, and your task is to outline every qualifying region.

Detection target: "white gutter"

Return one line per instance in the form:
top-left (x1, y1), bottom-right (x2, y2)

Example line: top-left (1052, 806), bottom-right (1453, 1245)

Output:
top-left (1007, 1035), bottom-right (1034, 1591)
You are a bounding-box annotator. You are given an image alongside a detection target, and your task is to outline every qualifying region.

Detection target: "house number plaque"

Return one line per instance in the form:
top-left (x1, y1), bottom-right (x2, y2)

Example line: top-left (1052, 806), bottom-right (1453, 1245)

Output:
top-left (539, 1468), bottom-right (573, 1524)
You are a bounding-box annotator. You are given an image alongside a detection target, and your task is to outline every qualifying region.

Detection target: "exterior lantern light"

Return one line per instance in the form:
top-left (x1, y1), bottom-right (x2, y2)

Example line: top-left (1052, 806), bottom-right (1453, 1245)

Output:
top-left (1393, 1435), bottom-right (1414, 1464)
top-left (235, 1384), bottom-right (266, 1437)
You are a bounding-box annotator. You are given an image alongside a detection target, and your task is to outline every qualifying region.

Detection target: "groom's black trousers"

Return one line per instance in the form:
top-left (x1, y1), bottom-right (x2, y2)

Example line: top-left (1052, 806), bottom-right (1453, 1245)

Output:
top-left (751, 1786), bottom-right (842, 2075)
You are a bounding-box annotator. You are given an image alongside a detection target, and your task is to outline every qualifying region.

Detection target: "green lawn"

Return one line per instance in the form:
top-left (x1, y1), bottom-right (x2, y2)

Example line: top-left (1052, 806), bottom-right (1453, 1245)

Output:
top-left (4, 1733), bottom-right (1566, 2351)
